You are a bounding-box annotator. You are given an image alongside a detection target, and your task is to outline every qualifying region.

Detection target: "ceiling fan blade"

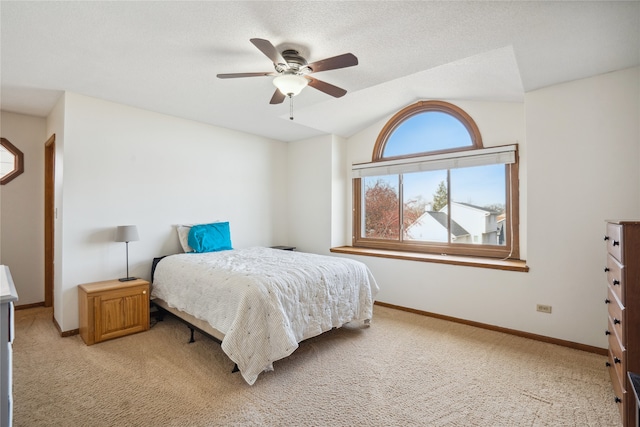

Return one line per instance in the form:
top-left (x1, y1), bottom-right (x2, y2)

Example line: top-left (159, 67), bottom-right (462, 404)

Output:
top-left (306, 77), bottom-right (347, 98)
top-left (217, 72), bottom-right (275, 79)
top-left (307, 53), bottom-right (358, 73)
top-left (269, 89), bottom-right (286, 105)
top-left (250, 38), bottom-right (286, 65)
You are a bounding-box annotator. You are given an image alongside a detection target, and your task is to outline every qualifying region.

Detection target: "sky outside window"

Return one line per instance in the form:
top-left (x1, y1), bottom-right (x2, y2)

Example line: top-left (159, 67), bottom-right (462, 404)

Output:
top-left (383, 112), bottom-right (473, 158)
top-left (385, 112), bottom-right (504, 208)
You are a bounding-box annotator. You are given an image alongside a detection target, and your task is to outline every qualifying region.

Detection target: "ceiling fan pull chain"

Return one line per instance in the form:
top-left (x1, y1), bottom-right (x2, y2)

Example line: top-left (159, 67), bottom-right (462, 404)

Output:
top-left (289, 95), bottom-right (294, 120)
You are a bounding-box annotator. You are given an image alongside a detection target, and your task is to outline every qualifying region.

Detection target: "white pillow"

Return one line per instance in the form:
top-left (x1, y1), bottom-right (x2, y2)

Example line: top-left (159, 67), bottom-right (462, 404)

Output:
top-left (177, 225), bottom-right (194, 253)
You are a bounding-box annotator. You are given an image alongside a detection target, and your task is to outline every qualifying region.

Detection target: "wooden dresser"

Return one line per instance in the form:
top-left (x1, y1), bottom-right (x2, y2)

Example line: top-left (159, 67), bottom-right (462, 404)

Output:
top-left (78, 278), bottom-right (149, 345)
top-left (605, 220), bottom-right (640, 426)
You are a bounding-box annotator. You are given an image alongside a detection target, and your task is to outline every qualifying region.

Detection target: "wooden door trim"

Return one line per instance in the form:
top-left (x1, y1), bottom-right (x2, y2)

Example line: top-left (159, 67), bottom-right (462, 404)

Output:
top-left (44, 134), bottom-right (55, 307)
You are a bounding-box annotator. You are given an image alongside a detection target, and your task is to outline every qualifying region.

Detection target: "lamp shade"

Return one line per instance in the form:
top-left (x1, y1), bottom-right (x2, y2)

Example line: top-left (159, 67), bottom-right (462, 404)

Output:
top-left (273, 74), bottom-right (308, 97)
top-left (115, 225), bottom-right (139, 243)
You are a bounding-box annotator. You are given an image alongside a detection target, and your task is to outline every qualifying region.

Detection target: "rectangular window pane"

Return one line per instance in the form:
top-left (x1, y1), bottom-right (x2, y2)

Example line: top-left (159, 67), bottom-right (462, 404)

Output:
top-left (450, 164), bottom-right (506, 246)
top-left (362, 176), bottom-right (399, 240)
top-left (403, 170), bottom-right (448, 242)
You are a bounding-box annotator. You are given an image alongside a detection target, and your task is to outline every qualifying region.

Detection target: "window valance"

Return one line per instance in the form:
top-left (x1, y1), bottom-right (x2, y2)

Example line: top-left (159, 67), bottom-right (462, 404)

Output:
top-left (351, 144), bottom-right (517, 178)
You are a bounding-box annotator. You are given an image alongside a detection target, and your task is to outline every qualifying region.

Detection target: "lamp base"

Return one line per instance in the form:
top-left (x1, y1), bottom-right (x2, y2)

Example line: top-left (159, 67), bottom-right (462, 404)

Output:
top-left (118, 277), bottom-right (137, 282)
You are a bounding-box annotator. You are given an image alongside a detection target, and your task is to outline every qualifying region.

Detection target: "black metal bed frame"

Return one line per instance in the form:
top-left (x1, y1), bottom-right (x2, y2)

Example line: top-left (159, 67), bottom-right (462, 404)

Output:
top-left (151, 255), bottom-right (240, 373)
top-left (151, 299), bottom-right (239, 373)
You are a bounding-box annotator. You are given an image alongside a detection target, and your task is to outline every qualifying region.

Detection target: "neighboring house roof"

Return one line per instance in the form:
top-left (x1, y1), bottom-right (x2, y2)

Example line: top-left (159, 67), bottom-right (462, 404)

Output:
top-left (451, 201), bottom-right (502, 215)
top-left (424, 211), bottom-right (469, 237)
top-left (406, 200), bottom-right (504, 240)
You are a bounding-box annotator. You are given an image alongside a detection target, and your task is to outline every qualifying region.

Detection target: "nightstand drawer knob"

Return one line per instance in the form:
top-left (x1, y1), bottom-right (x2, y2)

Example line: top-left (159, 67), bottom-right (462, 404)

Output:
top-left (143, 290), bottom-right (147, 294)
top-left (606, 361), bottom-right (611, 367)
top-left (605, 299), bottom-right (611, 304)
top-left (613, 240), bottom-right (620, 246)
top-left (605, 330), bottom-right (611, 335)
top-left (615, 396), bottom-right (622, 404)
top-left (614, 357), bottom-right (621, 364)
top-left (604, 236), bottom-right (610, 241)
top-left (614, 318), bottom-right (621, 325)
top-left (604, 267), bottom-right (610, 272)
top-left (613, 279), bottom-right (620, 286)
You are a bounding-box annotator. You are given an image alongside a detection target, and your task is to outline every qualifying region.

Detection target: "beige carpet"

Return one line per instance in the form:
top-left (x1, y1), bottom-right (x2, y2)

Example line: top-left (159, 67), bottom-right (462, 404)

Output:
top-left (12, 305), bottom-right (619, 426)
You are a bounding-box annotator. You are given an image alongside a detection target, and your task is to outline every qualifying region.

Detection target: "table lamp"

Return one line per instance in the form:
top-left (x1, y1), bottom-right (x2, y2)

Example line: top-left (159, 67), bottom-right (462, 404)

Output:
top-left (115, 225), bottom-right (139, 282)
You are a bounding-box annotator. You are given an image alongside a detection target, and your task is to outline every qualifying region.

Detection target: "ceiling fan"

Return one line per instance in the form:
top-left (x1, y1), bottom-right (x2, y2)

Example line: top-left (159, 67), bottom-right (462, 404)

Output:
top-left (217, 38), bottom-right (358, 106)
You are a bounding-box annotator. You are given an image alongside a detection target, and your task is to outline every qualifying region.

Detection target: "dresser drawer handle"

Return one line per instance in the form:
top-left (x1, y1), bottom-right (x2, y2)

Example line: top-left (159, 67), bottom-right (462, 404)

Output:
top-left (613, 240), bottom-right (620, 246)
top-left (606, 361), bottom-right (611, 367)
top-left (605, 299), bottom-right (611, 304)
top-left (615, 396), bottom-right (622, 404)
top-left (604, 267), bottom-right (610, 272)
top-left (604, 236), bottom-right (610, 241)
top-left (613, 279), bottom-right (620, 286)
top-left (614, 357), bottom-right (621, 364)
top-left (605, 330), bottom-right (611, 335)
top-left (613, 318), bottom-right (621, 325)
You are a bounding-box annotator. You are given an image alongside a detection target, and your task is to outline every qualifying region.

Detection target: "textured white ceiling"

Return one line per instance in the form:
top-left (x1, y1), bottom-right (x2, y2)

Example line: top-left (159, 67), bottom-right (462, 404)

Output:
top-left (1, 1), bottom-right (639, 142)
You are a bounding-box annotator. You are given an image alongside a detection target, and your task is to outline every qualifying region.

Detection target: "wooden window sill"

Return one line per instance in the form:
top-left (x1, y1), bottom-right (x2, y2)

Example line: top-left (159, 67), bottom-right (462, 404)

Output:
top-left (330, 246), bottom-right (529, 272)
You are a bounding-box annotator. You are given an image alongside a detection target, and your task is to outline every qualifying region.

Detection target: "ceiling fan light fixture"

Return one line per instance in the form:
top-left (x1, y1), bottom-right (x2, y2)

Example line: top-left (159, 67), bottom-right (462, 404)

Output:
top-left (273, 74), bottom-right (308, 97)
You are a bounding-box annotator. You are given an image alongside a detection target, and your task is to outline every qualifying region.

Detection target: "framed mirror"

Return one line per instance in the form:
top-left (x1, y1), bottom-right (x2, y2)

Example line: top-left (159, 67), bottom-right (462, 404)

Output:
top-left (1, 138), bottom-right (24, 185)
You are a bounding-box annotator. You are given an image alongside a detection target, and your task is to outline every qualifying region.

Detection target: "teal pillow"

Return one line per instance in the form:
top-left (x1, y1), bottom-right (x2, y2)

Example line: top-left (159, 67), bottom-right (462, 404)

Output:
top-left (187, 222), bottom-right (233, 253)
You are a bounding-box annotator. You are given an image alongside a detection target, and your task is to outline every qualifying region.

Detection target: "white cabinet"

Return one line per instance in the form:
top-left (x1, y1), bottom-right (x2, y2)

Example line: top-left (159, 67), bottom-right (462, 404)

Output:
top-left (1, 266), bottom-right (18, 427)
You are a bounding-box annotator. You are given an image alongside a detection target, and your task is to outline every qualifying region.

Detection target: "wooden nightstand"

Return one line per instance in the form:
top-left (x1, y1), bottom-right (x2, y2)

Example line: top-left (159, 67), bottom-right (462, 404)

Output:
top-left (78, 278), bottom-right (149, 345)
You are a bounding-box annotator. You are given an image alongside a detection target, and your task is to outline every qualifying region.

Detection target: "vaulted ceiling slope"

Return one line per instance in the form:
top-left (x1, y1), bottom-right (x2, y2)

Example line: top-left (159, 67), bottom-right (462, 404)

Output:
top-left (1, 1), bottom-right (639, 142)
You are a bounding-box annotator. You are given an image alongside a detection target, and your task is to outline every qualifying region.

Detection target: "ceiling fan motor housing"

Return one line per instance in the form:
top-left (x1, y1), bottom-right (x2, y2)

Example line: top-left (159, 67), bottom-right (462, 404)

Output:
top-left (279, 50), bottom-right (310, 73)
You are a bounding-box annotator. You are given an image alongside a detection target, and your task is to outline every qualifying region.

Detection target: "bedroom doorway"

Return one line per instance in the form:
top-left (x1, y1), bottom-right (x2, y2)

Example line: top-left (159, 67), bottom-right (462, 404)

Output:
top-left (44, 134), bottom-right (55, 308)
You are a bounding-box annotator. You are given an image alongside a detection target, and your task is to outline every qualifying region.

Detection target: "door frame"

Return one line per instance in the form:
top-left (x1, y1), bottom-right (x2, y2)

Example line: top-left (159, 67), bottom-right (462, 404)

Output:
top-left (44, 134), bottom-right (55, 307)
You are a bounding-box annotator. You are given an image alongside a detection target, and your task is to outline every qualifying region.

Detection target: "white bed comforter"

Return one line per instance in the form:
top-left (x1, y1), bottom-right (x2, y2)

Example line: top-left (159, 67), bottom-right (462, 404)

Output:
top-left (151, 247), bottom-right (379, 385)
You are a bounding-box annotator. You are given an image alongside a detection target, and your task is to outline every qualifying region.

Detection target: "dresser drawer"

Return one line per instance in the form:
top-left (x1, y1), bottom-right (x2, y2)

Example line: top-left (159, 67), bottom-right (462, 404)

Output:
top-left (606, 254), bottom-right (625, 305)
top-left (606, 222), bottom-right (623, 262)
top-left (608, 316), bottom-right (626, 383)
top-left (608, 352), bottom-right (626, 422)
top-left (607, 286), bottom-right (625, 344)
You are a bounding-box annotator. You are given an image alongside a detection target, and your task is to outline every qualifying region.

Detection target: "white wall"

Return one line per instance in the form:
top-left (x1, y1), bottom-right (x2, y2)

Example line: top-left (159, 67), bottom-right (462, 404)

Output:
top-left (0, 111), bottom-right (47, 305)
top-left (50, 92), bottom-right (288, 331)
top-left (287, 134), bottom-right (348, 254)
top-left (524, 66), bottom-right (640, 346)
top-left (331, 136), bottom-right (348, 248)
top-left (287, 134), bottom-right (334, 254)
top-left (331, 68), bottom-right (639, 349)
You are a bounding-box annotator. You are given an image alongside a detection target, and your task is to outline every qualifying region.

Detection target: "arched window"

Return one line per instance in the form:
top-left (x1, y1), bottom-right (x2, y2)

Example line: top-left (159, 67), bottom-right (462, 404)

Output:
top-left (352, 101), bottom-right (520, 260)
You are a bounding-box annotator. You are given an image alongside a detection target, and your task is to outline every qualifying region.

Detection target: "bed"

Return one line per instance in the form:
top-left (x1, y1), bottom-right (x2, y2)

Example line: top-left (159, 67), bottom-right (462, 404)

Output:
top-left (150, 246), bottom-right (379, 385)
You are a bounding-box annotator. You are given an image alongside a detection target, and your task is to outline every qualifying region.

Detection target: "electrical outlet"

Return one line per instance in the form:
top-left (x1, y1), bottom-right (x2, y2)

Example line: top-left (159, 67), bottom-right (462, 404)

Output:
top-left (536, 304), bottom-right (552, 314)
